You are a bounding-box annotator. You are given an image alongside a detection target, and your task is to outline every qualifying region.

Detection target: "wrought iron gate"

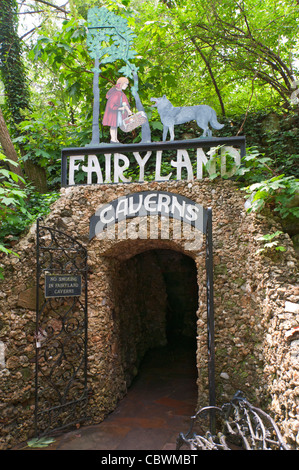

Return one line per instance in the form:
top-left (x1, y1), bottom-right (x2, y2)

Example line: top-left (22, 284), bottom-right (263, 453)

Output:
top-left (35, 217), bottom-right (89, 437)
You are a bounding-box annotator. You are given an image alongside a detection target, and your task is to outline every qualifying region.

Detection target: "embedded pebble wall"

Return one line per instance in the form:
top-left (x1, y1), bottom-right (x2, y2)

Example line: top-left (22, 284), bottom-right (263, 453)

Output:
top-left (0, 179), bottom-right (298, 449)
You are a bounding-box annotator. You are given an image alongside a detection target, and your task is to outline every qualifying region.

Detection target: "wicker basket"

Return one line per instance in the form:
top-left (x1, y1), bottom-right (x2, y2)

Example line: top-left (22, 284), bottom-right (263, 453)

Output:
top-left (120, 111), bottom-right (148, 132)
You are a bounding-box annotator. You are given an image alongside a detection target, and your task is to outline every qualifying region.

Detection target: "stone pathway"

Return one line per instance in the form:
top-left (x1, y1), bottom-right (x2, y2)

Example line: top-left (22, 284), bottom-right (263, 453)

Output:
top-left (19, 340), bottom-right (198, 451)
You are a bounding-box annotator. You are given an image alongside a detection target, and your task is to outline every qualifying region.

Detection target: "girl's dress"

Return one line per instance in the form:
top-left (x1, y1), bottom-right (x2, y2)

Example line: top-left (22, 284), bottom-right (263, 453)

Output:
top-left (102, 86), bottom-right (130, 128)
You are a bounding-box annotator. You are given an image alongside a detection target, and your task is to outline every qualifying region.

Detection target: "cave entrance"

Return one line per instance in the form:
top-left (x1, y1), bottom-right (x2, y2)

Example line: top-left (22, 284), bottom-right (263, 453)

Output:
top-left (113, 249), bottom-right (199, 397)
top-left (90, 193), bottom-right (215, 429)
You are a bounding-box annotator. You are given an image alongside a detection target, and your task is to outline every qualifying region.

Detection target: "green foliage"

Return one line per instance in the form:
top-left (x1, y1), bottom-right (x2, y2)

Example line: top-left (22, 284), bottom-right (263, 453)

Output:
top-left (0, 152), bottom-right (27, 227)
top-left (0, 152), bottom-right (59, 280)
top-left (244, 174), bottom-right (299, 220)
top-left (221, 110), bottom-right (299, 178)
top-left (0, 184), bottom-right (60, 244)
top-left (0, 151), bottom-right (26, 277)
top-left (255, 231), bottom-right (287, 255)
top-left (234, 147), bottom-right (274, 183)
top-left (132, 0), bottom-right (299, 114)
top-left (0, 0), bottom-right (298, 254)
top-left (15, 101), bottom-right (92, 187)
top-left (28, 16), bottom-right (92, 108)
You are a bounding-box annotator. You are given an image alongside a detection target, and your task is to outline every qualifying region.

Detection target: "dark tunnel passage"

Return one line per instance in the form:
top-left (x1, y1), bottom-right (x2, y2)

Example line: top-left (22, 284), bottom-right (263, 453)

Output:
top-left (113, 249), bottom-right (199, 389)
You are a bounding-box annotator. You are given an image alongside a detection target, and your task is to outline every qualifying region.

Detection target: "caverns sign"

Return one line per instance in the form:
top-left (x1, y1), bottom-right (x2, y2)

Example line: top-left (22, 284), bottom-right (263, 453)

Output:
top-left (61, 137), bottom-right (246, 187)
top-left (89, 190), bottom-right (208, 239)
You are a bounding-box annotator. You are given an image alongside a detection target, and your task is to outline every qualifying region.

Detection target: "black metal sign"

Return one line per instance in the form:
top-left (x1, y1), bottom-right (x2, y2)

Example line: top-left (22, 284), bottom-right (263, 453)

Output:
top-left (45, 274), bottom-right (82, 298)
top-left (61, 136), bottom-right (246, 187)
top-left (35, 218), bottom-right (89, 438)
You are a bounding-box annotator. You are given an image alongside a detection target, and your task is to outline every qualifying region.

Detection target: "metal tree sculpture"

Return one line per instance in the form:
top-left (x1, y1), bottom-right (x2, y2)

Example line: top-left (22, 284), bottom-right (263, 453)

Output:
top-left (86, 7), bottom-right (150, 145)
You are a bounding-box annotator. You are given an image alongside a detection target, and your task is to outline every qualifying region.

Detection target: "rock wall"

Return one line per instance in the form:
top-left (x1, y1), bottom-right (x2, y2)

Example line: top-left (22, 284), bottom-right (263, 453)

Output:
top-left (0, 179), bottom-right (298, 449)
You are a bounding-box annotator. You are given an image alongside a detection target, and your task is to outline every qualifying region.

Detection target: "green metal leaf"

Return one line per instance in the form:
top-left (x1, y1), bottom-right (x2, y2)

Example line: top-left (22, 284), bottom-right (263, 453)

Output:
top-left (86, 6), bottom-right (137, 67)
top-left (27, 437), bottom-right (56, 448)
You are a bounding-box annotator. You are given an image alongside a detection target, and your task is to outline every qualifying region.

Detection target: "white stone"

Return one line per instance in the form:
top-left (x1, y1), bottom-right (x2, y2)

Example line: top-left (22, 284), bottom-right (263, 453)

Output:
top-left (285, 301), bottom-right (299, 314)
top-left (0, 341), bottom-right (5, 368)
top-left (220, 372), bottom-right (229, 380)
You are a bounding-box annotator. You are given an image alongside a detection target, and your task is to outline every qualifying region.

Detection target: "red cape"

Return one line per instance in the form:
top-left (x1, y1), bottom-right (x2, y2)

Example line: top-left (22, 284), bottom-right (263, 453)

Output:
top-left (102, 86), bottom-right (130, 127)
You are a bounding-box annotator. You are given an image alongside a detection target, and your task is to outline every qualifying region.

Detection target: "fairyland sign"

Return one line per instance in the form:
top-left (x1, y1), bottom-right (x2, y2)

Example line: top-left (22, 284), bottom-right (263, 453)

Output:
top-left (61, 136), bottom-right (246, 187)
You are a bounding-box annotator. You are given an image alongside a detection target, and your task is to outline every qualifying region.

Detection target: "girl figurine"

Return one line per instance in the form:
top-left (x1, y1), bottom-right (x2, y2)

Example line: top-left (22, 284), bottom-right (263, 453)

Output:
top-left (102, 77), bottom-right (132, 143)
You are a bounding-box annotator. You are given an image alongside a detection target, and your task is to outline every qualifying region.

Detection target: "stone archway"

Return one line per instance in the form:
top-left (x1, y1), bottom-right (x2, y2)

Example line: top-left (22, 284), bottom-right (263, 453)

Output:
top-left (86, 235), bottom-right (209, 421)
top-left (87, 189), bottom-right (215, 417)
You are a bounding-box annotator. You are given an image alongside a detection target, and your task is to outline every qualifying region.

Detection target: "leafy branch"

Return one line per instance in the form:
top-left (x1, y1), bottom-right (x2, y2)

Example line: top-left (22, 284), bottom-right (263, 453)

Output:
top-left (255, 231), bottom-right (286, 255)
top-left (244, 174), bottom-right (299, 220)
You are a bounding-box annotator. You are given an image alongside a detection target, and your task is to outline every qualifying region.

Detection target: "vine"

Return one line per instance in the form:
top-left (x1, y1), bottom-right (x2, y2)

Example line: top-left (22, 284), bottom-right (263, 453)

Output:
top-left (0, 0), bottom-right (31, 130)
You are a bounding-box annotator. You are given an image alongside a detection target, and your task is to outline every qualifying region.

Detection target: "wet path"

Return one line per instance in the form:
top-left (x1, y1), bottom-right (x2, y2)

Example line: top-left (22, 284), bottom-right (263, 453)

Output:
top-left (45, 340), bottom-right (198, 450)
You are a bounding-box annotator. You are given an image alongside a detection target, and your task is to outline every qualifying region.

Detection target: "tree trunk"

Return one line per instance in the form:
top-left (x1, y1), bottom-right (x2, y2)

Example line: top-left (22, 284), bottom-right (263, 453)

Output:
top-left (23, 159), bottom-right (48, 192)
top-left (187, 36), bottom-right (226, 116)
top-left (0, 106), bottom-right (25, 186)
top-left (0, 0), bottom-right (48, 193)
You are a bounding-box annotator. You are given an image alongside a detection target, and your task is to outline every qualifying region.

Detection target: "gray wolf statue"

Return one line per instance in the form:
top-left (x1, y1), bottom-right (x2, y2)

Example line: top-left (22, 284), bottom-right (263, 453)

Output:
top-left (151, 95), bottom-right (224, 141)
